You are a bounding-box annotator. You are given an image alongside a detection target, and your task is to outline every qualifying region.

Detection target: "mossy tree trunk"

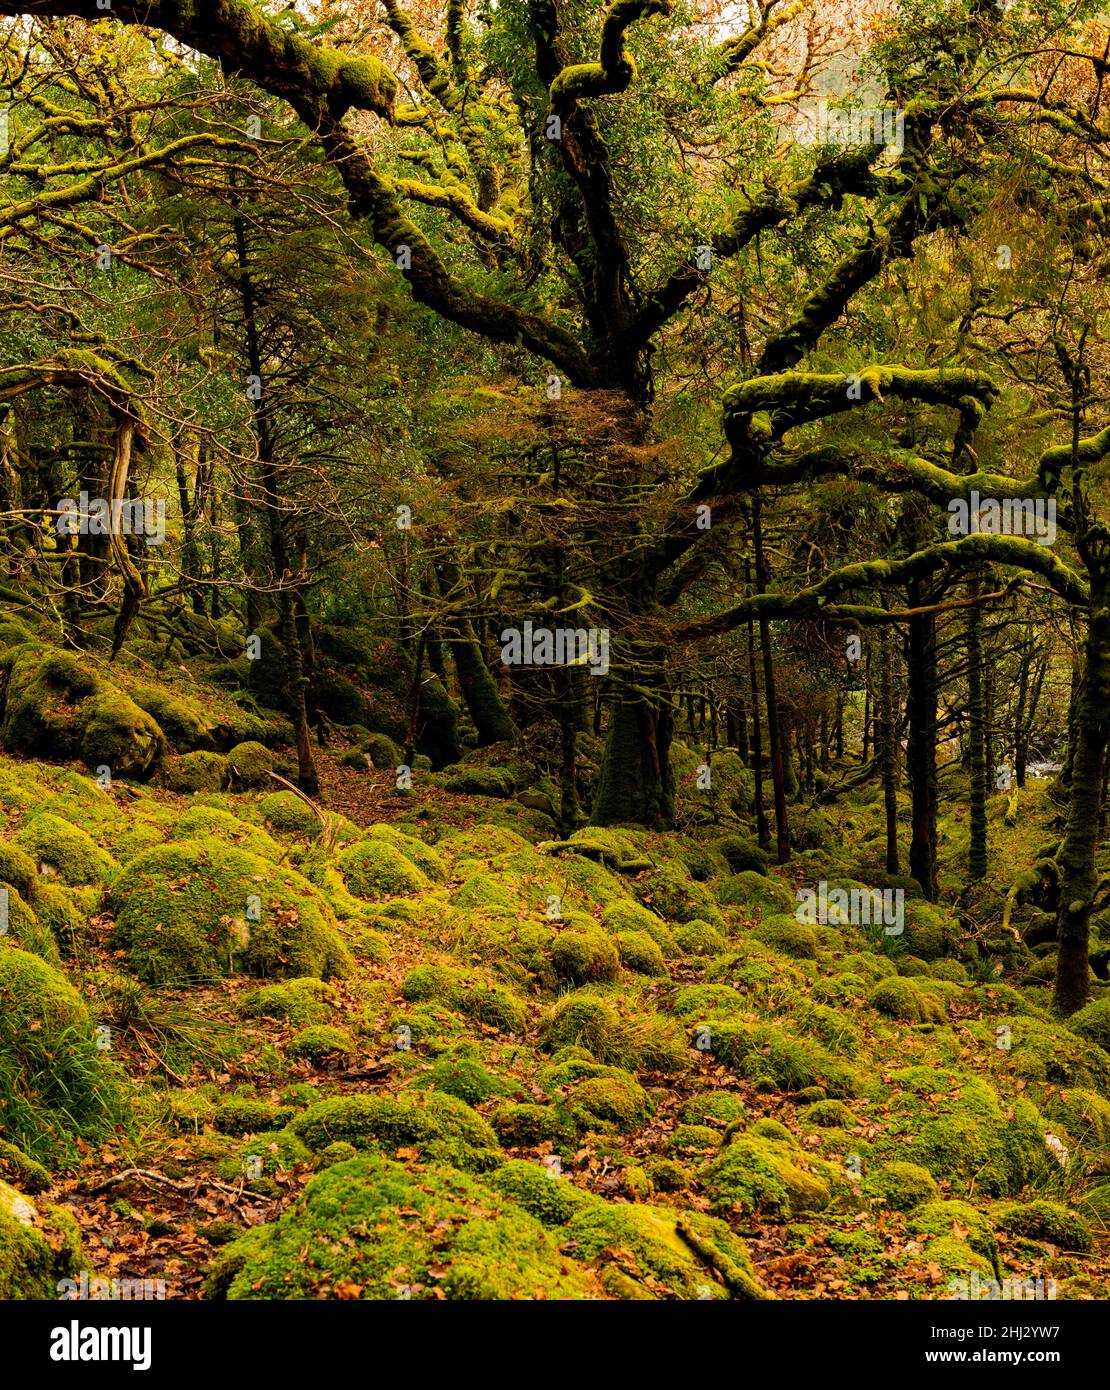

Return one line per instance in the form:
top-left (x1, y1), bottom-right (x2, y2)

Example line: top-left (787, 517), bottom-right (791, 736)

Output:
top-left (878, 624), bottom-right (900, 875)
top-left (592, 683), bottom-right (674, 828)
top-left (906, 580), bottom-right (940, 900)
top-left (966, 576), bottom-right (989, 884)
top-left (754, 496), bottom-right (789, 862)
top-left (1054, 593), bottom-right (1110, 1014)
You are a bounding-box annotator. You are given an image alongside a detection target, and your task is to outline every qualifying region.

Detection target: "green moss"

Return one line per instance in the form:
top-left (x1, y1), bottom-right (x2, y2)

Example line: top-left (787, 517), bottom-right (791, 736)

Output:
top-left (426, 1053), bottom-right (505, 1106)
top-left (616, 930), bottom-right (668, 977)
top-left (707, 1019), bottom-right (859, 1098)
top-left (565, 1075), bottom-right (652, 1134)
top-left (1069, 998), bottom-right (1110, 1051)
top-left (492, 1104), bottom-right (574, 1148)
top-left (239, 977), bottom-right (335, 1026)
top-left (14, 812), bottom-right (116, 886)
top-left (339, 839), bottom-right (429, 900)
top-left (712, 835), bottom-right (769, 875)
top-left (992, 1200), bottom-right (1090, 1252)
top-left (226, 741), bottom-right (273, 789)
top-left (800, 1100), bottom-right (854, 1128)
top-left (868, 976), bottom-right (948, 1023)
top-left (442, 766), bottom-right (517, 798)
top-left (552, 927), bottom-right (620, 985)
top-left (402, 963), bottom-right (526, 1034)
top-left (0, 1181), bottom-right (85, 1298)
top-left (0, 944), bottom-right (119, 1166)
top-left (363, 733), bottom-right (402, 769)
top-left (753, 914), bottom-right (819, 960)
top-left (0, 1139), bottom-right (50, 1194)
top-left (674, 919), bottom-right (729, 957)
top-left (365, 825), bottom-right (447, 881)
top-left (664, 1124), bottom-right (720, 1156)
top-left (108, 841), bottom-right (351, 985)
top-left (0, 841), bottom-right (38, 899)
top-left (164, 751), bottom-right (228, 794)
top-left (170, 805), bottom-right (284, 861)
top-left (288, 1025), bottom-right (353, 1066)
top-left (907, 1200), bottom-right (1000, 1273)
top-left (644, 1157), bottom-right (689, 1193)
top-left (213, 1097), bottom-right (295, 1135)
top-left (541, 827), bottom-right (652, 873)
top-left (315, 1141), bottom-right (359, 1170)
top-left (634, 861), bottom-right (725, 926)
top-left (680, 1092), bottom-right (748, 1126)
top-left (542, 990), bottom-right (688, 1073)
top-left (901, 901), bottom-right (953, 961)
top-left (700, 1135), bottom-right (830, 1219)
top-left (563, 1200), bottom-right (767, 1299)
top-left (490, 1159), bottom-right (593, 1224)
top-left (258, 791), bottom-right (320, 838)
top-left (863, 1161), bottom-right (939, 1211)
top-left (1046, 1088), bottom-right (1110, 1146)
top-left (673, 984), bottom-right (746, 1019)
top-left (209, 1153), bottom-right (595, 1300)
top-left (719, 871), bottom-right (795, 914)
top-left (289, 1091), bottom-right (500, 1171)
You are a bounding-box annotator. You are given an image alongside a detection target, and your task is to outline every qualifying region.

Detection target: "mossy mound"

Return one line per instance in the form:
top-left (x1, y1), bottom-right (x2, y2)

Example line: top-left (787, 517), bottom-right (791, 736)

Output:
top-left (633, 862), bottom-right (725, 926)
top-left (552, 927), bottom-right (620, 985)
top-left (169, 805), bottom-right (284, 861)
top-left (108, 841), bottom-right (351, 985)
top-left (226, 741), bottom-right (273, 789)
top-left (206, 1154), bottom-right (596, 1300)
top-left (441, 766), bottom-right (517, 798)
top-left (0, 840), bottom-right (39, 899)
top-left (0, 944), bottom-right (119, 1166)
top-left (616, 930), bottom-right (669, 977)
top-left (289, 1091), bottom-right (501, 1171)
top-left (1069, 998), bottom-right (1110, 1052)
top-left (401, 964), bottom-right (526, 1035)
top-left (0, 1140), bottom-right (51, 1194)
top-left (287, 1025), bottom-right (353, 1066)
top-left (213, 1097), bottom-right (295, 1136)
top-left (712, 835), bottom-right (769, 876)
top-left (907, 1200), bottom-right (1000, 1274)
top-left (992, 1199), bottom-right (1091, 1252)
top-left (14, 812), bottom-right (116, 887)
top-left (0, 644), bottom-right (164, 778)
top-left (868, 976), bottom-right (948, 1024)
top-left (338, 839), bottom-right (429, 899)
top-left (238, 977), bottom-right (336, 1026)
top-left (364, 825), bottom-right (447, 882)
top-left (542, 992), bottom-right (688, 1073)
top-left (719, 872), bottom-right (795, 914)
top-left (426, 1053), bottom-right (506, 1107)
top-left (706, 1019), bottom-right (859, 1098)
top-left (863, 1161), bottom-right (939, 1211)
top-left (752, 915), bottom-right (819, 960)
top-left (1045, 1088), bottom-right (1110, 1146)
top-left (561, 1200), bottom-right (768, 1299)
top-left (599, 899), bottom-right (679, 957)
top-left (674, 919), bottom-right (729, 957)
top-left (700, 1136), bottom-right (831, 1219)
top-left (565, 1075), bottom-right (653, 1134)
top-left (541, 828), bottom-right (653, 873)
top-left (164, 751), bottom-right (228, 794)
top-left (258, 791), bottom-right (321, 838)
top-left (492, 1105), bottom-right (573, 1149)
top-left (0, 1181), bottom-right (86, 1298)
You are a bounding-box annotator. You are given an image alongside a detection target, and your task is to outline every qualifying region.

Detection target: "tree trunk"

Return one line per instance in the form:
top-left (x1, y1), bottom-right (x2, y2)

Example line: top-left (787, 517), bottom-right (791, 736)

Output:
top-left (906, 580), bottom-right (939, 900)
top-left (966, 577), bottom-right (989, 883)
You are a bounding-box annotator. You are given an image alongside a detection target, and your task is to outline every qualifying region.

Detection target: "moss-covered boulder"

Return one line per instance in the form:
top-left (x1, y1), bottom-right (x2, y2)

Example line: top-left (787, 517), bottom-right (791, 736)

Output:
top-left (258, 791), bottom-right (320, 838)
top-left (338, 839), bottom-right (429, 899)
top-left (700, 1136), bottom-right (831, 1218)
top-left (401, 964), bottom-right (526, 1034)
top-left (226, 741), bottom-right (273, 789)
top-left (868, 976), bottom-right (948, 1024)
top-left (719, 871), bottom-right (795, 914)
top-left (287, 1025), bottom-right (353, 1067)
top-left (14, 812), bottom-right (116, 886)
top-left (552, 927), bottom-right (620, 985)
top-left (992, 1200), bottom-right (1091, 1252)
top-left (565, 1075), bottom-right (653, 1134)
top-left (863, 1161), bottom-right (939, 1211)
top-left (164, 751), bottom-right (229, 794)
top-left (205, 1154), bottom-right (596, 1300)
top-left (0, 944), bottom-right (119, 1166)
top-left (108, 841), bottom-right (351, 984)
top-left (0, 1181), bottom-right (86, 1298)
top-left (616, 930), bottom-right (669, 977)
top-left (289, 1091), bottom-right (501, 1171)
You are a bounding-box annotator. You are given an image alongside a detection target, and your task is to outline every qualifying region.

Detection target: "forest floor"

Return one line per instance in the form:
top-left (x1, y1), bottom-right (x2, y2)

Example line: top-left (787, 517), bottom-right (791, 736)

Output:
top-left (5, 704), bottom-right (1110, 1300)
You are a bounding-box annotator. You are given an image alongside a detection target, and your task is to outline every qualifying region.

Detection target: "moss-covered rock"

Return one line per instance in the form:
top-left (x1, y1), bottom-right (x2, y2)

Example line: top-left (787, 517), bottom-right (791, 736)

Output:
top-left (108, 841), bottom-right (351, 984)
top-left (14, 812), bottom-right (116, 886)
top-left (616, 930), bottom-right (669, 978)
top-left (992, 1199), bottom-right (1090, 1252)
top-left (674, 919), bottom-right (729, 957)
top-left (401, 964), bottom-right (526, 1034)
top-left (0, 944), bottom-right (119, 1166)
top-left (907, 1200), bottom-right (1000, 1273)
top-left (1069, 998), bottom-right (1110, 1052)
top-left (289, 1091), bottom-right (501, 1171)
top-left (206, 1154), bottom-right (595, 1299)
top-left (700, 1136), bottom-right (830, 1219)
top-left (719, 871), bottom-right (795, 914)
top-left (752, 914), bottom-right (819, 960)
top-left (565, 1075), bottom-right (653, 1134)
top-left (863, 1161), bottom-right (939, 1211)
top-left (634, 862), bottom-right (725, 926)
top-left (552, 927), bottom-right (620, 985)
top-left (712, 835), bottom-right (769, 876)
top-left (213, 1097), bottom-right (295, 1136)
top-left (226, 741), bottom-right (273, 789)
top-left (287, 1025), bottom-right (353, 1066)
top-left (0, 1139), bottom-right (50, 1194)
top-left (164, 751), bottom-right (228, 794)
top-left (0, 1180), bottom-right (86, 1298)
top-left (259, 791), bottom-right (321, 838)
top-left (868, 976), bottom-right (947, 1024)
top-left (492, 1104), bottom-right (574, 1149)
top-left (339, 839), bottom-right (429, 899)
top-left (425, 1052), bottom-right (505, 1106)
top-left (542, 991), bottom-right (688, 1073)
top-left (238, 977), bottom-right (335, 1026)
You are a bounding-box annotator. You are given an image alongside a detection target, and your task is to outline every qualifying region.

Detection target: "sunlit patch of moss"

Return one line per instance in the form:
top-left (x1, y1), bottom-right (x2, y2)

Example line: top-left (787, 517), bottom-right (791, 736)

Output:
top-left (14, 812), bottom-right (116, 887)
top-left (992, 1199), bottom-right (1090, 1252)
top-left (907, 1200), bottom-right (1000, 1274)
top-left (719, 871), bottom-right (795, 915)
top-left (288, 1024), bottom-right (353, 1066)
top-left (169, 805), bottom-right (284, 861)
